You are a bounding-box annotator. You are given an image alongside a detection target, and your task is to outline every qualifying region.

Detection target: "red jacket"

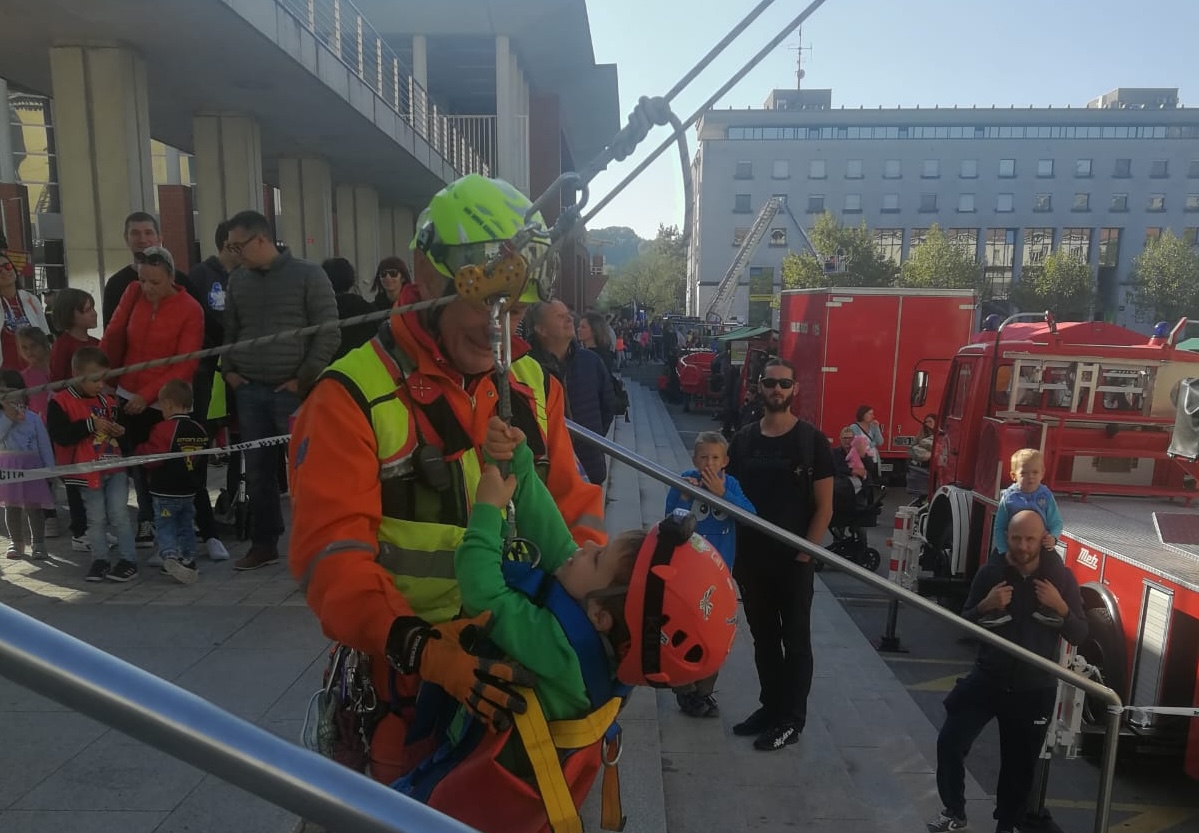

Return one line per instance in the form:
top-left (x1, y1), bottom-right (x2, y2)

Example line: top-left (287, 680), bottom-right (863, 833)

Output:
top-left (100, 283), bottom-right (203, 403)
top-left (45, 387), bottom-right (124, 489)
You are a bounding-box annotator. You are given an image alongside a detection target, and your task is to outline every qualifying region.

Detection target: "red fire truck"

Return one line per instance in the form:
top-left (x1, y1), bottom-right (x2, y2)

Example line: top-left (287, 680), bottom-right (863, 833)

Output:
top-left (779, 287), bottom-right (976, 474)
top-left (912, 314), bottom-right (1199, 776)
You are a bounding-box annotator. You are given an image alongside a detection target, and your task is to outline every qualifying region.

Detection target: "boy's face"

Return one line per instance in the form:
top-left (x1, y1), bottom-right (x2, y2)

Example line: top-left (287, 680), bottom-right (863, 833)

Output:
top-left (76, 364), bottom-right (105, 397)
top-left (554, 540), bottom-right (624, 606)
top-left (692, 442), bottom-right (728, 475)
top-left (1014, 461), bottom-right (1044, 493)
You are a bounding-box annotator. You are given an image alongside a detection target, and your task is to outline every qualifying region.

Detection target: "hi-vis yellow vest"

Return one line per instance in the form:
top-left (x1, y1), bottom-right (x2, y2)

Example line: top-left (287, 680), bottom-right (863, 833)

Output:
top-left (324, 336), bottom-right (550, 624)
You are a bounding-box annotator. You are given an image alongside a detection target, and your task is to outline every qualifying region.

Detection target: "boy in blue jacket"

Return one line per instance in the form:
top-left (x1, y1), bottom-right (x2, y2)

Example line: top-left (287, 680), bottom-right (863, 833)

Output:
top-left (664, 431), bottom-right (755, 717)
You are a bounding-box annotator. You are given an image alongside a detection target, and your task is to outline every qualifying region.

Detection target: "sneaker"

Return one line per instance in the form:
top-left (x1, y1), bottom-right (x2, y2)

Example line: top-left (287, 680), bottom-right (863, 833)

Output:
top-left (977, 609), bottom-right (1013, 628)
top-left (72, 535), bottom-right (90, 552)
top-left (205, 538), bottom-right (230, 561)
top-left (926, 811), bottom-right (968, 832)
top-left (135, 522), bottom-right (155, 549)
top-left (699, 694), bottom-right (720, 718)
top-left (85, 559), bottom-right (110, 582)
top-left (105, 559), bottom-right (139, 582)
top-left (5, 545), bottom-right (23, 560)
top-left (31, 544), bottom-right (48, 560)
top-left (234, 544), bottom-right (279, 571)
top-left (146, 551), bottom-right (164, 568)
top-left (44, 517), bottom-right (60, 538)
top-left (753, 722), bottom-right (800, 751)
top-left (163, 556), bottom-right (199, 586)
top-left (733, 707), bottom-right (773, 737)
top-left (676, 692), bottom-right (709, 718)
top-left (1032, 607), bottom-right (1064, 628)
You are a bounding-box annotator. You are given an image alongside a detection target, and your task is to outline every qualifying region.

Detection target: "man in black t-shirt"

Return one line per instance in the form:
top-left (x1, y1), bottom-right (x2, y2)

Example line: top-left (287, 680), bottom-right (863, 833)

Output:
top-left (726, 357), bottom-right (835, 751)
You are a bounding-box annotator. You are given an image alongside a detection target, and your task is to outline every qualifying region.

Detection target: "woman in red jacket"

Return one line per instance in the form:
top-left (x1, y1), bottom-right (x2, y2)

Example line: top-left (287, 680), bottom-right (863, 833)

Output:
top-left (100, 246), bottom-right (203, 547)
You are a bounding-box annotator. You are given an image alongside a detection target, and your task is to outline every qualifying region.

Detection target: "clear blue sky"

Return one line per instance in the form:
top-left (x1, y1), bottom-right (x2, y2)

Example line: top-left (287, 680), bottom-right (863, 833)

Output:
top-left (584, 0), bottom-right (1199, 238)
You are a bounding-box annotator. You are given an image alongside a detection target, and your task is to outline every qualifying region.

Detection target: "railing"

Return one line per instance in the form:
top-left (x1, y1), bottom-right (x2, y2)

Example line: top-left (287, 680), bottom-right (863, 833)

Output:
top-left (274, 0), bottom-right (490, 178)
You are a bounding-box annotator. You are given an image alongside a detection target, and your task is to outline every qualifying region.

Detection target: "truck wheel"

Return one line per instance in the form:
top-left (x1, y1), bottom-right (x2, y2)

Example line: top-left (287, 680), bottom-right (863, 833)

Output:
top-left (1078, 606), bottom-right (1127, 726)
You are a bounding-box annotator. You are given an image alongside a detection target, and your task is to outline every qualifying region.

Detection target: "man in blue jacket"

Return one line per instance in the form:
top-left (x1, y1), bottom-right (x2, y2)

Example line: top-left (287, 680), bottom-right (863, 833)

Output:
top-left (927, 510), bottom-right (1087, 833)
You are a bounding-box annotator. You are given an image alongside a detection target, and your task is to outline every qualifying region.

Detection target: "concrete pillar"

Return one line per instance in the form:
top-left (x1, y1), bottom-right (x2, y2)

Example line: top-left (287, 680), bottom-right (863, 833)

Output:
top-left (0, 78), bottom-right (14, 183)
top-left (411, 36), bottom-right (428, 88)
top-left (50, 46), bottom-right (154, 303)
top-left (495, 36), bottom-right (518, 188)
top-left (278, 156), bottom-right (332, 262)
top-left (335, 184), bottom-right (380, 292)
top-left (378, 206), bottom-right (416, 265)
top-left (193, 113), bottom-right (263, 257)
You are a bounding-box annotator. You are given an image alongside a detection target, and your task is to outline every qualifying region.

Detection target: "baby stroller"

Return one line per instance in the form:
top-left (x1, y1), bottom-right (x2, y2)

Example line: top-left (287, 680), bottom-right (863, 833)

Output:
top-left (824, 474), bottom-right (886, 572)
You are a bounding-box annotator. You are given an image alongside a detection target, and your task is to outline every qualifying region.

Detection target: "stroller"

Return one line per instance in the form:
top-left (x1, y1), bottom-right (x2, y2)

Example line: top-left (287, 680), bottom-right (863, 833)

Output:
top-left (824, 470), bottom-right (886, 572)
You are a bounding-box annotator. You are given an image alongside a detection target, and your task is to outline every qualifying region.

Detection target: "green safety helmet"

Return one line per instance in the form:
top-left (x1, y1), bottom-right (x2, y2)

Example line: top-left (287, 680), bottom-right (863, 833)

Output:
top-left (411, 173), bottom-right (555, 303)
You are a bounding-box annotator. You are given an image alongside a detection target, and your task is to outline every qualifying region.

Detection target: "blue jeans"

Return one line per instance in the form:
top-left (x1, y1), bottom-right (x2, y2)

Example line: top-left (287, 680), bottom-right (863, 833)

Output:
top-left (83, 472), bottom-right (136, 561)
top-left (234, 381), bottom-right (299, 546)
top-left (153, 496), bottom-right (197, 559)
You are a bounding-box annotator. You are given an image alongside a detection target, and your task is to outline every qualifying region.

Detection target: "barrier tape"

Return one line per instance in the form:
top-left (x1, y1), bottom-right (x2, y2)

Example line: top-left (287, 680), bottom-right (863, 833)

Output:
top-left (0, 434), bottom-right (291, 484)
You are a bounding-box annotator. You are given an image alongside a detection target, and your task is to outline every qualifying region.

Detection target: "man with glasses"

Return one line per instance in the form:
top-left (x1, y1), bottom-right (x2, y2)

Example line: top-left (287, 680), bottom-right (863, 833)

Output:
top-left (726, 358), bottom-right (834, 751)
top-left (221, 210), bottom-right (337, 571)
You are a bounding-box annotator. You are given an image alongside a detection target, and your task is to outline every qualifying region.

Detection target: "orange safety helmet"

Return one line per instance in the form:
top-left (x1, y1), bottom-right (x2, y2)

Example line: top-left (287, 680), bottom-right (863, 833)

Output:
top-left (617, 509), bottom-right (739, 688)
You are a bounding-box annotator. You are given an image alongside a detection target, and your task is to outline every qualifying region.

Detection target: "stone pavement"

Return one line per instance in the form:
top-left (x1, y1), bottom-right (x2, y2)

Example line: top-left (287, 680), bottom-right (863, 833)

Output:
top-left (0, 381), bottom-right (987, 833)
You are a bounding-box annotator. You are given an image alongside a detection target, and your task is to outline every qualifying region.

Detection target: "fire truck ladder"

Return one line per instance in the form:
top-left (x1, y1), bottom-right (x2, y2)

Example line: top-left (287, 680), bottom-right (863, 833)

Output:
top-left (703, 195), bottom-right (819, 323)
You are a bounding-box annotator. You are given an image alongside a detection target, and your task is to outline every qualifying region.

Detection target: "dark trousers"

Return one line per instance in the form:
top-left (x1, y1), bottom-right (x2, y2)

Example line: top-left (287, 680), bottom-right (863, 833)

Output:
top-left (935, 671), bottom-right (1055, 827)
top-left (119, 405), bottom-right (163, 525)
top-left (66, 483), bottom-right (87, 537)
top-left (234, 381), bottom-right (299, 546)
top-left (733, 554), bottom-right (816, 727)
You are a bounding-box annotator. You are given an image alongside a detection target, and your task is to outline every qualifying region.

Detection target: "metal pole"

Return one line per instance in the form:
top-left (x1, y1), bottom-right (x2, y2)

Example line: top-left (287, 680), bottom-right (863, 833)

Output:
top-left (878, 599), bottom-right (903, 652)
top-left (1094, 707), bottom-right (1122, 833)
top-left (0, 605), bottom-right (477, 833)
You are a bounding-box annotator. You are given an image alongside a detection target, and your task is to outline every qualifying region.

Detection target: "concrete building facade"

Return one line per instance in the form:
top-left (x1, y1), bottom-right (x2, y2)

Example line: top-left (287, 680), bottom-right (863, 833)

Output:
top-left (688, 87), bottom-right (1199, 329)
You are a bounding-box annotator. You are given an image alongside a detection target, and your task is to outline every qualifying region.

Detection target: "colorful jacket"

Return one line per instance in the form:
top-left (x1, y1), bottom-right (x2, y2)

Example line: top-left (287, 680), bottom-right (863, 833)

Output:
top-left (992, 483), bottom-right (1064, 554)
top-left (664, 469), bottom-right (755, 569)
top-left (100, 283), bottom-right (203, 404)
top-left (45, 387), bottom-right (124, 488)
top-left (135, 414), bottom-right (208, 498)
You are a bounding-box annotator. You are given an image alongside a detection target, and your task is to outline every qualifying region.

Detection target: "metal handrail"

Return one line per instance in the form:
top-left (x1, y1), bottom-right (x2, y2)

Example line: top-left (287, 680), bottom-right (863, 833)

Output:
top-left (0, 603), bottom-right (477, 833)
top-left (568, 422), bottom-right (1124, 833)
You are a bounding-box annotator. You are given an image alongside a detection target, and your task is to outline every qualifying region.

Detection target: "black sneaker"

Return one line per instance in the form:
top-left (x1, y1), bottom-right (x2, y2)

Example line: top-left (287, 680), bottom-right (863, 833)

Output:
top-left (733, 707), bottom-right (773, 737)
top-left (105, 559), bottom-right (139, 582)
top-left (163, 557), bottom-right (199, 586)
top-left (85, 559), bottom-right (110, 582)
top-left (753, 721), bottom-right (800, 751)
top-left (135, 521), bottom-right (155, 549)
top-left (926, 810), bottom-right (968, 832)
top-left (1031, 606), bottom-right (1064, 628)
top-left (699, 694), bottom-right (720, 718)
top-left (978, 609), bottom-right (1013, 628)
top-left (677, 693), bottom-right (709, 718)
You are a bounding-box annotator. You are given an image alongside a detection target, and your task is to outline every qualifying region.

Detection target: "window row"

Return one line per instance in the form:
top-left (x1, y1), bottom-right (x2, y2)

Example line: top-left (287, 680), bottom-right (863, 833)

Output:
top-left (732, 158), bottom-right (1198, 181)
top-left (725, 124), bottom-right (1199, 142)
top-left (731, 193), bottom-right (1199, 214)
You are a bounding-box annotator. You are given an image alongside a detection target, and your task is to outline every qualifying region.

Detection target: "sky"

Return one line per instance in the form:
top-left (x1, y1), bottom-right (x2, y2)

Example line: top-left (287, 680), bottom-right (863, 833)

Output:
top-left (583, 0), bottom-right (1199, 239)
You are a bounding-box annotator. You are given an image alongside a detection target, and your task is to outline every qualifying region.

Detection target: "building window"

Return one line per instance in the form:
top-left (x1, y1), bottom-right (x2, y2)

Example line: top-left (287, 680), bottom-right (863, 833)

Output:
top-left (909, 228), bottom-right (929, 251)
top-left (1037, 159), bottom-right (1054, 178)
top-left (772, 160), bottom-right (790, 180)
top-left (809, 160), bottom-right (826, 180)
top-left (960, 159), bottom-right (978, 179)
top-left (734, 194), bottom-right (752, 213)
top-left (999, 159), bottom-right (1016, 178)
top-left (748, 267), bottom-right (775, 327)
top-left (1148, 194), bottom-right (1166, 212)
top-left (735, 161), bottom-right (753, 180)
top-left (846, 159), bottom-right (863, 179)
top-left (1098, 228), bottom-right (1122, 267)
top-left (881, 193), bottom-right (900, 212)
top-left (1111, 193), bottom-right (1129, 212)
top-left (948, 228), bottom-right (979, 258)
top-left (1189, 160), bottom-right (1199, 179)
top-left (1024, 228), bottom-right (1054, 266)
top-left (873, 228), bottom-right (903, 263)
top-left (1073, 193), bottom-right (1090, 212)
top-left (1185, 228), bottom-right (1199, 247)
top-left (1062, 227), bottom-right (1093, 263)
top-left (807, 194), bottom-right (825, 213)
top-left (1145, 227), bottom-right (1163, 246)
top-left (922, 159), bottom-right (940, 179)
top-left (983, 229), bottom-right (1016, 299)
top-left (1075, 158), bottom-right (1092, 178)
top-left (768, 228), bottom-right (787, 247)
top-left (843, 193), bottom-right (862, 213)
top-left (996, 193), bottom-right (1014, 213)
top-left (1114, 158), bottom-right (1132, 178)
top-left (920, 193), bottom-right (938, 213)
top-left (957, 193), bottom-right (976, 213)
top-left (733, 227), bottom-right (749, 246)
top-left (883, 159), bottom-right (901, 179)
top-left (1186, 195), bottom-right (1199, 212)
top-left (1150, 160), bottom-right (1169, 179)
top-left (1034, 193), bottom-right (1052, 212)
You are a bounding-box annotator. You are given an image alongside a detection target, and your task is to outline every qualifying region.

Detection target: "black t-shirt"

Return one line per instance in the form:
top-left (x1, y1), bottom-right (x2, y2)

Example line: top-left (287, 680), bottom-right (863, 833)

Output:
top-left (727, 419), bottom-right (835, 560)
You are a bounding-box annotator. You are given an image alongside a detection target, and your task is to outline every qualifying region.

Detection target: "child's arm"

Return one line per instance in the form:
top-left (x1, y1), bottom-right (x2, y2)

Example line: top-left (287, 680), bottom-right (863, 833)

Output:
top-left (45, 398), bottom-right (94, 446)
top-left (1043, 490), bottom-right (1064, 542)
top-left (134, 420), bottom-right (174, 470)
top-left (508, 441), bottom-right (577, 572)
top-left (992, 496), bottom-right (1010, 554)
top-left (721, 474), bottom-right (756, 515)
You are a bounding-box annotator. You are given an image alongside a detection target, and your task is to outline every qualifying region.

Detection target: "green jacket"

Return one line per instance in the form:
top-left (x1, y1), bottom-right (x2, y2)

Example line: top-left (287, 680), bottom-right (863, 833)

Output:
top-left (455, 442), bottom-right (595, 721)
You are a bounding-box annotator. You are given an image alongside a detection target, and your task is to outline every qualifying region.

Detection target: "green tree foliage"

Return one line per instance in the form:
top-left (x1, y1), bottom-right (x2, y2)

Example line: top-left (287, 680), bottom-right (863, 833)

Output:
top-left (586, 226), bottom-right (645, 271)
top-left (1010, 249), bottom-right (1094, 321)
top-left (897, 224), bottom-right (981, 291)
top-left (600, 224), bottom-right (687, 316)
top-left (1130, 230), bottom-right (1199, 323)
top-left (780, 212), bottom-right (898, 291)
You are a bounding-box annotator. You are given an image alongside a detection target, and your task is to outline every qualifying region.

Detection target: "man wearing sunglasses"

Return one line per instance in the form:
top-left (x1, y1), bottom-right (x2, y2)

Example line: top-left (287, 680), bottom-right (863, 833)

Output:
top-left (726, 358), bottom-right (835, 752)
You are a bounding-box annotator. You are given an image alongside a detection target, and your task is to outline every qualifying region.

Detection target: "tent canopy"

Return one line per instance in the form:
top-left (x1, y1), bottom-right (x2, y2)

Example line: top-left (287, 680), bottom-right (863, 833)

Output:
top-left (717, 325), bottom-right (776, 342)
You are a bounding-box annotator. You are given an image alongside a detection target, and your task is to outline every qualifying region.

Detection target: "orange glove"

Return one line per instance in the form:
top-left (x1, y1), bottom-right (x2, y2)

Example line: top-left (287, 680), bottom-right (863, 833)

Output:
top-left (386, 612), bottom-right (535, 732)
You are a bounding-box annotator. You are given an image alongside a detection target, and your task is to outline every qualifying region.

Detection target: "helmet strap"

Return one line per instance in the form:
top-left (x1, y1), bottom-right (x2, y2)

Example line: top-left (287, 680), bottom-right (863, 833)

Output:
top-left (638, 510), bottom-right (696, 682)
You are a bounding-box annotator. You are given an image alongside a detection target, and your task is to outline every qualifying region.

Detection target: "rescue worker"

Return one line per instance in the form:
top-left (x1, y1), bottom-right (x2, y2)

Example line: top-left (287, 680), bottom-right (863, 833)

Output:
top-left (287, 174), bottom-right (606, 785)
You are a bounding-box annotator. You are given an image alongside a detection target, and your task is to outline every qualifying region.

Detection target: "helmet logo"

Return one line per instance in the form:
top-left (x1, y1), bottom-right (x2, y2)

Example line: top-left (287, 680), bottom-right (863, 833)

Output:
top-left (699, 585), bottom-right (715, 621)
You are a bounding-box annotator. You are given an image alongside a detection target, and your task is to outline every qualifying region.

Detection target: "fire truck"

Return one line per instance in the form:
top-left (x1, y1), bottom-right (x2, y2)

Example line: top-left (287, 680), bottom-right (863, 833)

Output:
top-left (912, 314), bottom-right (1199, 777)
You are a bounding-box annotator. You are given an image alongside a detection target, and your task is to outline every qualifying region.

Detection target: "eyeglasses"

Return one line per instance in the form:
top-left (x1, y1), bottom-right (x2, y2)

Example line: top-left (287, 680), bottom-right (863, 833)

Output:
top-left (224, 235), bottom-right (259, 255)
top-left (381, 268), bottom-right (404, 280)
top-left (760, 378), bottom-right (794, 390)
top-left (134, 252), bottom-right (171, 268)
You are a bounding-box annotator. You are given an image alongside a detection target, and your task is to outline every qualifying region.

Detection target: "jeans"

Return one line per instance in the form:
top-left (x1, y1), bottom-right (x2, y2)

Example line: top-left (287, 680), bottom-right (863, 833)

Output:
top-left (234, 381), bottom-right (299, 546)
top-left (83, 472), bottom-right (136, 561)
top-left (935, 671), bottom-right (1055, 826)
top-left (153, 496), bottom-right (197, 559)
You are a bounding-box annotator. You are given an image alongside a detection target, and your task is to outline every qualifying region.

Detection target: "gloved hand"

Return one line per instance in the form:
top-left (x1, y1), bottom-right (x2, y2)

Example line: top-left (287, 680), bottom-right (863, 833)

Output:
top-left (386, 611), bottom-right (535, 732)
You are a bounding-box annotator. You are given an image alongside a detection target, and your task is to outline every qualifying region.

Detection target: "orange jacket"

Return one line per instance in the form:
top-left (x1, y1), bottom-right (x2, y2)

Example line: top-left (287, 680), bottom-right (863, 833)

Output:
top-left (288, 295), bottom-right (606, 658)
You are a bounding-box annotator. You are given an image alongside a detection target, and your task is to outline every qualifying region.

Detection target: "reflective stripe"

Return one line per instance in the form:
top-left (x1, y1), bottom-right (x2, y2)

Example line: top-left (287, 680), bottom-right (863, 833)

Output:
top-left (575, 514), bottom-right (605, 533)
top-left (299, 538), bottom-right (377, 592)
top-left (376, 541), bottom-right (457, 580)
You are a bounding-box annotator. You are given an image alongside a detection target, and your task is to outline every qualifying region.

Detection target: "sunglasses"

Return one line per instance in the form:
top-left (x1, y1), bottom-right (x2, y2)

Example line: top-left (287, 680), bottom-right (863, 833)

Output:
top-left (381, 268), bottom-right (404, 280)
top-left (134, 252), bottom-right (170, 268)
top-left (761, 378), bottom-right (794, 390)
top-left (0, 261), bottom-right (14, 272)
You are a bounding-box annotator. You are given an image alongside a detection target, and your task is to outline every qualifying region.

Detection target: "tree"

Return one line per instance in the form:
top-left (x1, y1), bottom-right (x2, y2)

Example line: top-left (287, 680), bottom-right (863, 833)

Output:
top-left (897, 224), bottom-right (982, 291)
top-left (586, 226), bottom-right (645, 271)
top-left (1130, 230), bottom-right (1199, 323)
top-left (599, 224), bottom-right (686, 316)
top-left (780, 212), bottom-right (898, 291)
top-left (1010, 249), bottom-right (1094, 321)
